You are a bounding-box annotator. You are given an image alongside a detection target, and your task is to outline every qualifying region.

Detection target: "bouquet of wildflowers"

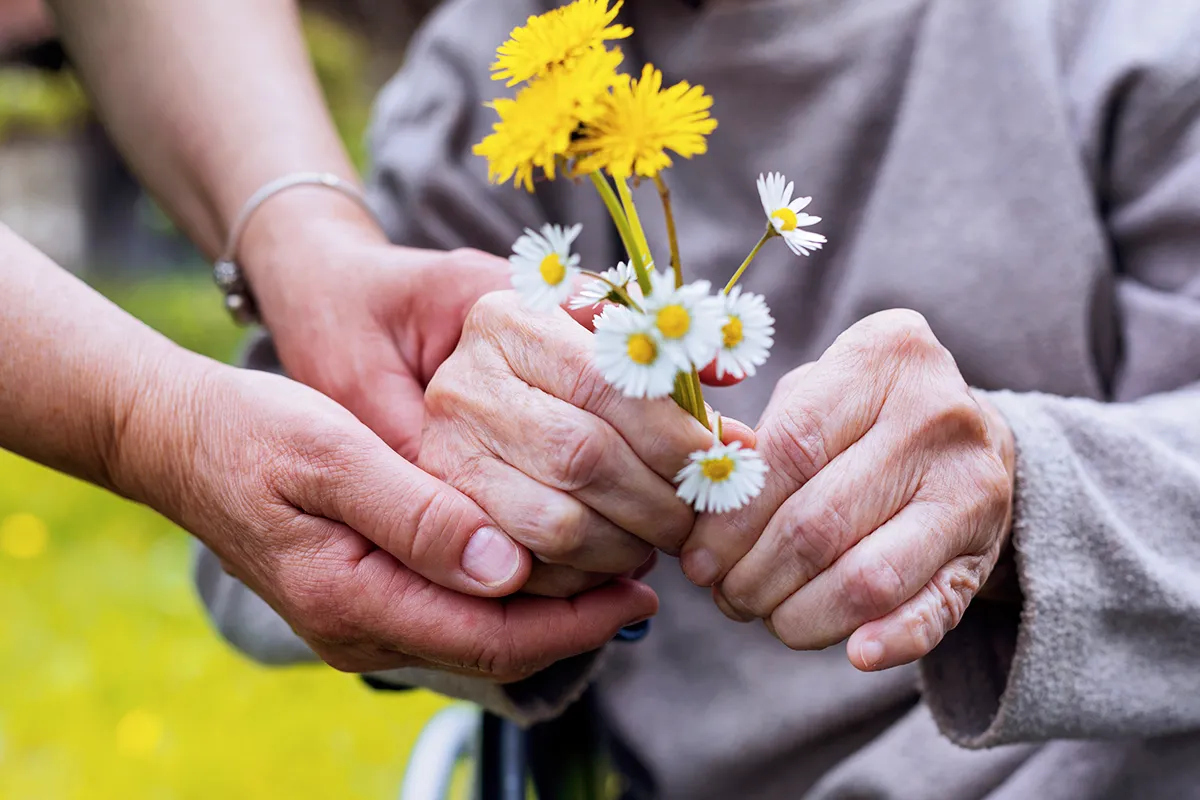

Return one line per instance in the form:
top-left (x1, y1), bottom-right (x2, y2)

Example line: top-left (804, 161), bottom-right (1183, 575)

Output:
top-left (474, 0), bottom-right (826, 514)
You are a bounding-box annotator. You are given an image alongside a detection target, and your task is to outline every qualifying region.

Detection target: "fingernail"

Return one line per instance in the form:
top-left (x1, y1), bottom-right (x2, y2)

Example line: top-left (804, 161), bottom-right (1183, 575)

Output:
top-left (682, 548), bottom-right (719, 586)
top-left (859, 639), bottom-right (885, 669)
top-left (462, 527), bottom-right (521, 587)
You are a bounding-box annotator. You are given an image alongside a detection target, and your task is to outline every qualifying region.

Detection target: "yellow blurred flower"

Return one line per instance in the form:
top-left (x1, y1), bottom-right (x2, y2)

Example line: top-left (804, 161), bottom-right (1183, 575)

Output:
top-left (491, 0), bottom-right (631, 86)
top-left (573, 64), bottom-right (718, 179)
top-left (0, 512), bottom-right (48, 560)
top-left (475, 46), bottom-right (622, 191)
top-left (115, 708), bottom-right (165, 757)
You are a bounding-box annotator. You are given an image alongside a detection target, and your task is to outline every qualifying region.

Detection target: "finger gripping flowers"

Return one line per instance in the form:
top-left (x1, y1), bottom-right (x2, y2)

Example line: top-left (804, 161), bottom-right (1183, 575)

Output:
top-left (474, 0), bottom-right (828, 513)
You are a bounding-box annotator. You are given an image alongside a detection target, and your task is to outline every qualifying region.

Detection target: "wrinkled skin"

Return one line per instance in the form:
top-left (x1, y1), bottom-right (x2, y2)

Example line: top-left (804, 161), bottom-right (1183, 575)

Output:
top-left (419, 291), bottom-right (755, 597)
top-left (132, 362), bottom-right (657, 682)
top-left (680, 309), bottom-right (1016, 671)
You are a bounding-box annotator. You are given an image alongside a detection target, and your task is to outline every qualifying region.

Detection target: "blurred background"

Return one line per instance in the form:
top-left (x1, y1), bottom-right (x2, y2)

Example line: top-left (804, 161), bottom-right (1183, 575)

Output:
top-left (0, 2), bottom-right (461, 797)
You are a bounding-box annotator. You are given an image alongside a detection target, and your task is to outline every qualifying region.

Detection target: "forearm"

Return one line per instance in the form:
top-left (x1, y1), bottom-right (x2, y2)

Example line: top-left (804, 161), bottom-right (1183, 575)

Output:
top-left (0, 225), bottom-right (208, 505)
top-left (45, 0), bottom-right (380, 274)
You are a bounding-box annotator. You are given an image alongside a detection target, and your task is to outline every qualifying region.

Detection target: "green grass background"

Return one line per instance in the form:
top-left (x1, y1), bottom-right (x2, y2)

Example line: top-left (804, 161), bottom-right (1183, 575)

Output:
top-left (0, 275), bottom-right (449, 799)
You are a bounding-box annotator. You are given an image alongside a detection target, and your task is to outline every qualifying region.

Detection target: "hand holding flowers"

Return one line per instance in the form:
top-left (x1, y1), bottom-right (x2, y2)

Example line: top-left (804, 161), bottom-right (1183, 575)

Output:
top-left (474, 0), bottom-right (827, 514)
top-left (457, 2), bottom-right (1017, 673)
top-left (679, 311), bottom-right (1016, 670)
top-left (418, 292), bottom-right (754, 596)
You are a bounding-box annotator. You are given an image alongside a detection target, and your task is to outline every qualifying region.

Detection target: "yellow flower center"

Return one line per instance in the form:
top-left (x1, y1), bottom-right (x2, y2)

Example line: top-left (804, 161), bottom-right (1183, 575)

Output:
top-left (771, 207), bottom-right (798, 232)
top-left (700, 456), bottom-right (735, 482)
top-left (539, 253), bottom-right (567, 285)
top-left (626, 333), bottom-right (658, 365)
top-left (722, 316), bottom-right (744, 349)
top-left (655, 304), bottom-right (691, 339)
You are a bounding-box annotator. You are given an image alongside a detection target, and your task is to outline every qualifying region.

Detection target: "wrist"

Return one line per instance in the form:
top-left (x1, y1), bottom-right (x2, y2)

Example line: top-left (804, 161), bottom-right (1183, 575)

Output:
top-left (234, 182), bottom-right (389, 326)
top-left (106, 344), bottom-right (224, 521)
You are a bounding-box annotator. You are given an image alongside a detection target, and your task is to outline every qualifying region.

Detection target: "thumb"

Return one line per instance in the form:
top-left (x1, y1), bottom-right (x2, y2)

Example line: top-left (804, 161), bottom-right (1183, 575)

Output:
top-left (343, 365), bottom-right (428, 461)
top-left (291, 432), bottom-right (532, 598)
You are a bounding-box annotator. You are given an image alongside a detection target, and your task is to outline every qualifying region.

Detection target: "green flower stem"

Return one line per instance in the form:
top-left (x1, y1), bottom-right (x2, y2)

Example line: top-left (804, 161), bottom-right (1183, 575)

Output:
top-left (671, 374), bottom-right (691, 413)
top-left (688, 368), bottom-right (710, 428)
top-left (616, 177), bottom-right (653, 267)
top-left (589, 174), bottom-right (710, 429)
top-left (589, 172), bottom-right (652, 295)
top-left (724, 226), bottom-right (775, 295)
top-left (653, 174), bottom-right (684, 289)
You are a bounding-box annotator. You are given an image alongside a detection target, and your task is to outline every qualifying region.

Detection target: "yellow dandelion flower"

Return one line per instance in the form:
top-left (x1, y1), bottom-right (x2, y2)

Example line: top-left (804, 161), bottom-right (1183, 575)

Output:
top-left (475, 46), bottom-right (622, 191)
top-left (491, 0), bottom-right (631, 86)
top-left (573, 64), bottom-right (717, 180)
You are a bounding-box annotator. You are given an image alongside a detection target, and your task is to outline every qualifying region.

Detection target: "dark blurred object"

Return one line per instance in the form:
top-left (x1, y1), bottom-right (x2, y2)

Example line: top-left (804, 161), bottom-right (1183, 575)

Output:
top-left (6, 37), bottom-right (65, 71)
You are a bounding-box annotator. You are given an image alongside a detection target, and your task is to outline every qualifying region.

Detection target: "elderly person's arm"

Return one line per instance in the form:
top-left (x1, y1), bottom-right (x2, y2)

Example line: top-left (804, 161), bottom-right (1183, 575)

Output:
top-left (0, 224), bottom-right (656, 680)
top-left (681, 24), bottom-right (1200, 746)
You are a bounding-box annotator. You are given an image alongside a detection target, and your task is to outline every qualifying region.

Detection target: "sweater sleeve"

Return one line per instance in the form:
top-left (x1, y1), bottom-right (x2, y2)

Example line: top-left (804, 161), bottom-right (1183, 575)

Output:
top-left (922, 5), bottom-right (1200, 746)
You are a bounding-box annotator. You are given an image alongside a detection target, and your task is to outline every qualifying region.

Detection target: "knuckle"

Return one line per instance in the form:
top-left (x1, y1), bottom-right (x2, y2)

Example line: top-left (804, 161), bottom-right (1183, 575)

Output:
top-left (842, 554), bottom-right (908, 621)
top-left (768, 403), bottom-right (829, 482)
top-left (562, 358), bottom-right (615, 413)
top-left (852, 309), bottom-right (940, 366)
top-left (655, 503), bottom-right (696, 554)
top-left (405, 485), bottom-right (472, 565)
top-left (923, 396), bottom-right (991, 448)
top-left (898, 590), bottom-right (944, 656)
top-left (785, 501), bottom-right (856, 581)
top-left (523, 501), bottom-right (590, 564)
top-left (876, 308), bottom-right (934, 343)
top-left (463, 289), bottom-right (513, 335)
top-left (544, 418), bottom-right (610, 491)
top-left (719, 578), bottom-right (763, 620)
top-left (909, 560), bottom-right (983, 648)
top-left (640, 422), bottom-right (710, 481)
top-left (770, 617), bottom-right (811, 651)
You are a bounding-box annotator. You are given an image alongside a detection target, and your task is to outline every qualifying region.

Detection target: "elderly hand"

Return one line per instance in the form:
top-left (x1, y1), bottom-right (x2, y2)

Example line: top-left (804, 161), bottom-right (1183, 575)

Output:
top-left (419, 291), bottom-right (741, 597)
top-left (680, 310), bottom-right (1015, 671)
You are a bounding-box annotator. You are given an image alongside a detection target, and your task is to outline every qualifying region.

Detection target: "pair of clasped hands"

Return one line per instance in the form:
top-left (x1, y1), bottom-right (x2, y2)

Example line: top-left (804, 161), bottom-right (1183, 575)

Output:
top-left (203, 227), bottom-right (1015, 686)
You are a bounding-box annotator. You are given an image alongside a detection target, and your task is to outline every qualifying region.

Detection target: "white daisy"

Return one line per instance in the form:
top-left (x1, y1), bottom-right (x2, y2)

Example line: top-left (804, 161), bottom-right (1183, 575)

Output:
top-left (714, 287), bottom-right (775, 380)
top-left (569, 261), bottom-right (638, 310)
top-left (592, 304), bottom-right (680, 399)
top-left (643, 271), bottom-right (727, 370)
top-left (675, 416), bottom-right (769, 514)
top-left (756, 172), bottom-right (827, 256)
top-left (509, 223), bottom-right (583, 311)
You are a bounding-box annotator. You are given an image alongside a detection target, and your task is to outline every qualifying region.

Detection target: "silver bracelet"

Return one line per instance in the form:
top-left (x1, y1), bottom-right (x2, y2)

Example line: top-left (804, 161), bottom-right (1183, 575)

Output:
top-left (213, 172), bottom-right (383, 325)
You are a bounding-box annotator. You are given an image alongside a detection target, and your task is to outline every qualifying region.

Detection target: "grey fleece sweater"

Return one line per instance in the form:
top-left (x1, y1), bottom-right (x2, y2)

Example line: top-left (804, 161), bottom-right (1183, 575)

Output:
top-left (195, 0), bottom-right (1200, 797)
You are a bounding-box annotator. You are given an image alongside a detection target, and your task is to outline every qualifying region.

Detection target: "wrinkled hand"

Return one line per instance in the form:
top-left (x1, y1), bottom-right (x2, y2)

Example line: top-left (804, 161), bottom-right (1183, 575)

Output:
top-left (420, 291), bottom-right (741, 597)
top-left (680, 310), bottom-right (1015, 671)
top-left (242, 210), bottom-right (510, 461)
top-left (119, 361), bottom-right (656, 680)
